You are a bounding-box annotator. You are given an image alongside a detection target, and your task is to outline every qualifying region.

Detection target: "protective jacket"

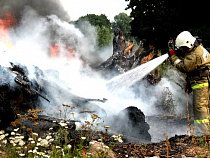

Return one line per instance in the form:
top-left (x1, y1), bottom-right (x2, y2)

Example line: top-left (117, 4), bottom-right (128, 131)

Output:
top-left (171, 45), bottom-right (210, 132)
top-left (171, 45), bottom-right (210, 87)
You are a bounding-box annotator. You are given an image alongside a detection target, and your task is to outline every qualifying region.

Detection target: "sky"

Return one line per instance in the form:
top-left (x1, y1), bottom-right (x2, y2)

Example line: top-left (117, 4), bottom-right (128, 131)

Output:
top-left (60, 0), bottom-right (131, 22)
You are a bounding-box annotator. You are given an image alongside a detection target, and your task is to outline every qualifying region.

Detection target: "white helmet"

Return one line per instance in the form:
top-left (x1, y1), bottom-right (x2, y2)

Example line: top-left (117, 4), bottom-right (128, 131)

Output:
top-left (175, 31), bottom-right (196, 49)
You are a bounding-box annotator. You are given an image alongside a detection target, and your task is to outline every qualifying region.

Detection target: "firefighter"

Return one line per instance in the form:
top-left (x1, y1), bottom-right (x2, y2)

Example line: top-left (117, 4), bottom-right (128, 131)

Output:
top-left (169, 31), bottom-right (210, 134)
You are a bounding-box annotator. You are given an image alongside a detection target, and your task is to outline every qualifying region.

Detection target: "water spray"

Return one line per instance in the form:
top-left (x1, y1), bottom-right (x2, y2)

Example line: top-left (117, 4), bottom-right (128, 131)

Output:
top-left (106, 54), bottom-right (169, 91)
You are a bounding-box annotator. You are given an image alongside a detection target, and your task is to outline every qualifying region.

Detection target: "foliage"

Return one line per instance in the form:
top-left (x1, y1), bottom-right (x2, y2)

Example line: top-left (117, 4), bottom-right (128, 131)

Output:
top-left (95, 25), bottom-right (113, 48)
top-left (112, 12), bottom-right (132, 39)
top-left (125, 0), bottom-right (210, 48)
top-left (75, 14), bottom-right (113, 49)
top-left (74, 13), bottom-right (133, 49)
top-left (77, 14), bottom-right (111, 29)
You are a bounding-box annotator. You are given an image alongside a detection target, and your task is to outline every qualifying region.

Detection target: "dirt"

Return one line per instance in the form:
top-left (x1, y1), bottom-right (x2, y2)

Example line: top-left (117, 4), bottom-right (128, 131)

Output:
top-left (113, 134), bottom-right (210, 158)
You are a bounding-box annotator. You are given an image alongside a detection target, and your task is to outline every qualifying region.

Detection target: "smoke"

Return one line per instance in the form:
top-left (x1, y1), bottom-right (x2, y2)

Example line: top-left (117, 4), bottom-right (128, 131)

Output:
top-left (0, 0), bottom-right (70, 22)
top-left (163, 69), bottom-right (193, 115)
top-left (0, 6), bottom-right (107, 119)
top-left (0, 5), bottom-right (191, 141)
top-left (0, 7), bottom-right (171, 117)
top-left (2, 6), bottom-right (99, 68)
top-left (0, 6), bottom-right (189, 118)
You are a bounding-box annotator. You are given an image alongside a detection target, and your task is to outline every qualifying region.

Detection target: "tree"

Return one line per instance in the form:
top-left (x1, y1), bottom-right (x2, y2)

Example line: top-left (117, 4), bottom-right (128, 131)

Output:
top-left (125, 0), bottom-right (210, 48)
top-left (75, 14), bottom-right (112, 49)
top-left (112, 13), bottom-right (132, 39)
top-left (77, 14), bottom-right (111, 28)
top-left (95, 25), bottom-right (113, 48)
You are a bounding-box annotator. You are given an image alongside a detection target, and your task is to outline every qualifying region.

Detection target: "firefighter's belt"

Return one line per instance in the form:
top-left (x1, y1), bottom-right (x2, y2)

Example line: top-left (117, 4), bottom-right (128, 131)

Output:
top-left (194, 118), bottom-right (209, 124)
top-left (191, 82), bottom-right (209, 90)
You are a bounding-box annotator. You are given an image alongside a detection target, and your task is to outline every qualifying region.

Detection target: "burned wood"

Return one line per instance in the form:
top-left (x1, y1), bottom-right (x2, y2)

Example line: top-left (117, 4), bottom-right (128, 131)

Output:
top-left (20, 116), bottom-right (76, 131)
top-left (107, 106), bottom-right (151, 144)
top-left (131, 48), bottom-right (154, 69)
top-left (37, 114), bottom-right (79, 123)
top-left (9, 63), bottom-right (50, 103)
top-left (96, 37), bottom-right (161, 85)
top-left (83, 98), bottom-right (107, 103)
top-left (79, 111), bottom-right (96, 114)
top-left (0, 63), bottom-right (107, 129)
top-left (0, 65), bottom-right (39, 129)
top-left (9, 62), bottom-right (27, 75)
top-left (27, 88), bottom-right (50, 103)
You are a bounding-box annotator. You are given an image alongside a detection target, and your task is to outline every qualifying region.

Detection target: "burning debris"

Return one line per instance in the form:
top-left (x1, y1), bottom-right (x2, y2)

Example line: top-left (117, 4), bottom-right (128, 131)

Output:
top-left (0, 63), bottom-right (40, 129)
top-left (0, 62), bottom-right (108, 128)
top-left (97, 28), bottom-right (162, 85)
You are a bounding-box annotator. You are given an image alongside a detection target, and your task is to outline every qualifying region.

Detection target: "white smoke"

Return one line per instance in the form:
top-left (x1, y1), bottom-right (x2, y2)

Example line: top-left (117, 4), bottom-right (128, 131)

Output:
top-left (0, 6), bottom-right (189, 117)
top-left (0, 7), bottom-right (96, 68)
top-left (0, 7), bottom-right (191, 142)
top-left (0, 7), bottom-right (100, 115)
top-left (163, 69), bottom-right (193, 115)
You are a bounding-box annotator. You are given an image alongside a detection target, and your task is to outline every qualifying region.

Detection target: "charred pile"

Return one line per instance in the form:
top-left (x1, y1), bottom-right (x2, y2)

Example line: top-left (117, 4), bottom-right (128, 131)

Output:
top-left (0, 63), bottom-right (41, 129)
top-left (0, 63), bottom-right (107, 130)
top-left (108, 106), bottom-right (151, 143)
top-left (96, 29), bottom-right (162, 85)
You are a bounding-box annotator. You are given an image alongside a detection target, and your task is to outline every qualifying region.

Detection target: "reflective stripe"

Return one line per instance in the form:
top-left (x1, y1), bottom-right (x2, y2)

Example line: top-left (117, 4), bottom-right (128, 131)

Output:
top-left (174, 59), bottom-right (182, 66)
top-left (194, 118), bottom-right (209, 124)
top-left (191, 82), bottom-right (209, 89)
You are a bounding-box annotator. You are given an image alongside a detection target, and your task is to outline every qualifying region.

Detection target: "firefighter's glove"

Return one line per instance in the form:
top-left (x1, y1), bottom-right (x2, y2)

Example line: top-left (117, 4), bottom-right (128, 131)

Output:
top-left (168, 49), bottom-right (176, 57)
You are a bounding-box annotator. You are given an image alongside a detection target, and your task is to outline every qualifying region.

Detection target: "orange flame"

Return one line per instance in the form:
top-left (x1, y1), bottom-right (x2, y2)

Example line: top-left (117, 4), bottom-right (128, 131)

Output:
top-left (0, 12), bottom-right (17, 48)
top-left (50, 44), bottom-right (77, 61)
top-left (50, 45), bottom-right (59, 58)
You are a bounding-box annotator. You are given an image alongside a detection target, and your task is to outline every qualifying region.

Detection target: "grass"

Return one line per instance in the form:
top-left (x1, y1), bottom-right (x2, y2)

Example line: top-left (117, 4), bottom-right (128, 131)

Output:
top-left (1, 110), bottom-right (210, 158)
top-left (1, 83), bottom-right (210, 157)
top-left (0, 106), bottom-right (122, 158)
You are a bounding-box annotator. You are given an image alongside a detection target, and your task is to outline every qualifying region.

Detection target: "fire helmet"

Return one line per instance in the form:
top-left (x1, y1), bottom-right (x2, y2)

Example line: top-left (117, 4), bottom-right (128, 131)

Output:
top-left (175, 31), bottom-right (196, 49)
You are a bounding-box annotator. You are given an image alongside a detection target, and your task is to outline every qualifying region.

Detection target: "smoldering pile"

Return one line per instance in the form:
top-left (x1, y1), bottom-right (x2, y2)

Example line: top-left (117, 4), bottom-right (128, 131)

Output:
top-left (0, 1), bottom-right (106, 130)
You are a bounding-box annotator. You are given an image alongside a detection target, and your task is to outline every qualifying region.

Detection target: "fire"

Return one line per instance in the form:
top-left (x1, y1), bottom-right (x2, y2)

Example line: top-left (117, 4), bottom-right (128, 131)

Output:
top-left (50, 45), bottom-right (59, 58)
top-left (50, 44), bottom-right (79, 61)
top-left (0, 12), bottom-right (17, 48)
top-left (66, 44), bottom-right (77, 61)
top-left (49, 44), bottom-right (84, 66)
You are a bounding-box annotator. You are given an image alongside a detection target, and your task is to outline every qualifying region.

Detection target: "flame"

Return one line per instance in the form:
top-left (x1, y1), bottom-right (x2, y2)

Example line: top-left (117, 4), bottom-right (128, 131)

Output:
top-left (50, 45), bottom-right (59, 58)
top-left (49, 44), bottom-right (84, 66)
top-left (50, 44), bottom-right (77, 61)
top-left (66, 47), bottom-right (76, 61)
top-left (0, 12), bottom-right (17, 49)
